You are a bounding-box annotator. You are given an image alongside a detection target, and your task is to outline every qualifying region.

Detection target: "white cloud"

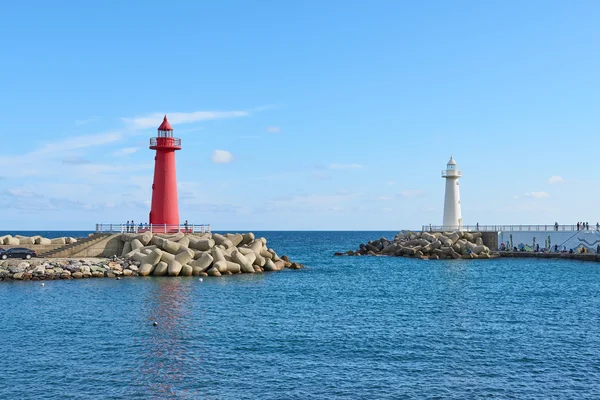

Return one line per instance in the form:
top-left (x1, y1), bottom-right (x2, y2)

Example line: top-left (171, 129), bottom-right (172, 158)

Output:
top-left (122, 110), bottom-right (250, 129)
top-left (267, 126), bottom-right (281, 133)
top-left (113, 147), bottom-right (139, 156)
top-left (0, 131), bottom-right (122, 167)
top-left (378, 196), bottom-right (393, 201)
top-left (75, 116), bottom-right (100, 126)
top-left (399, 190), bottom-right (424, 198)
top-left (329, 163), bottom-right (364, 170)
top-left (62, 156), bottom-right (90, 165)
top-left (33, 132), bottom-right (122, 157)
top-left (6, 188), bottom-right (35, 197)
top-left (212, 150), bottom-right (233, 164)
top-left (548, 176), bottom-right (564, 184)
top-left (525, 191), bottom-right (550, 199)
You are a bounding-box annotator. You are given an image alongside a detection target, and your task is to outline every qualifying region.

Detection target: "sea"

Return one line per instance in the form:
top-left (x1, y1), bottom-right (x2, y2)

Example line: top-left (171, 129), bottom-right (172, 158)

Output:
top-left (1, 230), bottom-right (599, 399)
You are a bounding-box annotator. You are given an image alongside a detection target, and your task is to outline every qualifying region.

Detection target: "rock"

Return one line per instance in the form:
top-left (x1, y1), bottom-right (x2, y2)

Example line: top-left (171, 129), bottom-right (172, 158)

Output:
top-left (121, 241), bottom-right (132, 257)
top-left (225, 233), bottom-right (243, 247)
top-left (180, 265), bottom-right (193, 276)
top-left (177, 237), bottom-right (190, 248)
top-left (167, 260), bottom-right (183, 276)
top-left (213, 233), bottom-right (234, 249)
top-left (108, 262), bottom-right (123, 271)
top-left (207, 267), bottom-right (221, 277)
top-left (161, 240), bottom-right (181, 254)
top-left (33, 265), bottom-right (46, 275)
top-left (213, 260), bottom-right (228, 274)
top-left (91, 271), bottom-right (104, 278)
top-left (189, 238), bottom-right (215, 251)
top-left (190, 253), bottom-right (213, 272)
top-left (231, 250), bottom-right (254, 273)
top-left (16, 235), bottom-right (34, 245)
top-left (122, 269), bottom-right (133, 277)
top-left (139, 249), bottom-right (163, 276)
top-left (72, 272), bottom-right (83, 279)
top-left (50, 237), bottom-right (66, 245)
top-left (130, 239), bottom-right (144, 251)
top-left (174, 249), bottom-right (193, 265)
top-left (226, 261), bottom-right (241, 273)
top-left (263, 259), bottom-right (279, 271)
top-left (13, 272), bottom-right (24, 280)
top-left (152, 261), bottom-right (168, 276)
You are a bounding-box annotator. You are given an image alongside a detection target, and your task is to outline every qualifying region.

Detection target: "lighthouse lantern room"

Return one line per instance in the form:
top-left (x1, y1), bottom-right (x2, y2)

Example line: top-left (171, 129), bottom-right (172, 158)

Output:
top-left (149, 115), bottom-right (181, 230)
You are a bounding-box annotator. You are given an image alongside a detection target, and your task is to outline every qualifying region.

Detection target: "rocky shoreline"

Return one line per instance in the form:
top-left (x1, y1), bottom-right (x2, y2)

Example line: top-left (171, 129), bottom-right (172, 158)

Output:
top-left (335, 230), bottom-right (495, 260)
top-left (0, 231), bottom-right (305, 281)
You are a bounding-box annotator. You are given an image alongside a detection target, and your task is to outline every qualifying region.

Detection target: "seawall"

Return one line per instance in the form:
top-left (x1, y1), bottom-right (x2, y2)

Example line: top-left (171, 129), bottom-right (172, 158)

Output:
top-left (498, 251), bottom-right (600, 262)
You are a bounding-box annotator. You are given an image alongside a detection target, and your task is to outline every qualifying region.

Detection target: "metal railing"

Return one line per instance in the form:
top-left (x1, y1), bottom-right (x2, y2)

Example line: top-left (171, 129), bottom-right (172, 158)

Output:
top-left (95, 223), bottom-right (210, 234)
top-left (422, 224), bottom-right (599, 232)
top-left (441, 170), bottom-right (462, 177)
top-left (149, 137), bottom-right (181, 148)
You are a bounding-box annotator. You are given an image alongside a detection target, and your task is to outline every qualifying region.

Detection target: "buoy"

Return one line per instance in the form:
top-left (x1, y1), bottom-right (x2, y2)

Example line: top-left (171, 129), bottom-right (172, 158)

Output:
top-left (199, 278), bottom-right (203, 282)
top-left (116, 277), bottom-right (121, 280)
top-left (41, 283), bottom-right (45, 287)
top-left (153, 321), bottom-right (158, 327)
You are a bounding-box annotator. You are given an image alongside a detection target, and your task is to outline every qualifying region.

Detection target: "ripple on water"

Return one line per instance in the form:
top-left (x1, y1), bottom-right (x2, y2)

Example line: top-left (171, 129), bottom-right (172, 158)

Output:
top-left (1, 231), bottom-right (600, 399)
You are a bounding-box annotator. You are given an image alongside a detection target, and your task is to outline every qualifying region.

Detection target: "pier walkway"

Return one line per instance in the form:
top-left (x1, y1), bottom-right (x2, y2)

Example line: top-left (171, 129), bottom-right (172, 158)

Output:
top-left (498, 251), bottom-right (600, 262)
top-left (422, 224), bottom-right (597, 232)
top-left (95, 223), bottom-right (211, 234)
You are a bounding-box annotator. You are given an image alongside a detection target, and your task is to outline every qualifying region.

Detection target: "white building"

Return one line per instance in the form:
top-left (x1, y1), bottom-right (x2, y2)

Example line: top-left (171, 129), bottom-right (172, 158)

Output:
top-left (442, 156), bottom-right (463, 230)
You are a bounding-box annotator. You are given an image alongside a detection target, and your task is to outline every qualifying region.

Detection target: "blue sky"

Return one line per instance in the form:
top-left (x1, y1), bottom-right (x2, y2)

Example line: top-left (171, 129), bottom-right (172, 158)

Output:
top-left (1, 0), bottom-right (599, 230)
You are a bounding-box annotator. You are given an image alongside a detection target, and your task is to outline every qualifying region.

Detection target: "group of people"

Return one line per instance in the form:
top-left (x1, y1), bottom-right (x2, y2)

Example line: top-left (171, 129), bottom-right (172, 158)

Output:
top-left (122, 220), bottom-right (191, 233)
top-left (500, 242), bottom-right (600, 254)
top-left (124, 220), bottom-right (147, 233)
top-left (575, 221), bottom-right (598, 231)
top-left (552, 221), bottom-right (600, 231)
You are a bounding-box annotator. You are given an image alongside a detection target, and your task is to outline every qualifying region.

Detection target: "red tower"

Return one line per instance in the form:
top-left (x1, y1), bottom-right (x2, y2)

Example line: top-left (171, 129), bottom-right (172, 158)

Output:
top-left (149, 115), bottom-right (181, 229)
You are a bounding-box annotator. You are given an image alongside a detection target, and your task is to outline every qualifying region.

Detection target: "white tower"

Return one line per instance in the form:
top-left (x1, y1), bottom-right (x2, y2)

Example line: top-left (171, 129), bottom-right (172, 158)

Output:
top-left (442, 156), bottom-right (463, 230)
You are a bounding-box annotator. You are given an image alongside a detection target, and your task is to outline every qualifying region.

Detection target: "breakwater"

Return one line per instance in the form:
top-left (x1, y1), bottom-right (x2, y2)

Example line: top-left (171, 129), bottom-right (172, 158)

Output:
top-left (336, 230), bottom-right (493, 259)
top-left (0, 231), bottom-right (304, 281)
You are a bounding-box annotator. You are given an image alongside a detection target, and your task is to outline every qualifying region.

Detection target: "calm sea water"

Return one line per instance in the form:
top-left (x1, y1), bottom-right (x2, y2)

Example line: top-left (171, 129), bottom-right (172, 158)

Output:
top-left (1, 230), bottom-right (599, 399)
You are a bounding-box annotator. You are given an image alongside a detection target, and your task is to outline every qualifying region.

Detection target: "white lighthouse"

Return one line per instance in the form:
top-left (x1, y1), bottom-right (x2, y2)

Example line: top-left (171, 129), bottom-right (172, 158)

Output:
top-left (442, 156), bottom-right (463, 230)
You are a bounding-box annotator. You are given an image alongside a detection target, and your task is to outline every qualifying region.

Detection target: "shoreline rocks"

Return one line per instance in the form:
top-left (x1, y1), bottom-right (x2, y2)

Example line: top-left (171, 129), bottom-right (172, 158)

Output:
top-left (335, 230), bottom-right (495, 260)
top-left (0, 232), bottom-right (305, 281)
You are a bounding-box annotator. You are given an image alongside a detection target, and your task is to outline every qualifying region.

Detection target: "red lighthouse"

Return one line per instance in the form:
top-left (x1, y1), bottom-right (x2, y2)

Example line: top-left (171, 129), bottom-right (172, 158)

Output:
top-left (149, 115), bottom-right (181, 230)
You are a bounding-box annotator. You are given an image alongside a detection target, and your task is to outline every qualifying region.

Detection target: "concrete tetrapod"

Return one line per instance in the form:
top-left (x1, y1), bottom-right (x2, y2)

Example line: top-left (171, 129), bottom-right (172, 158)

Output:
top-left (152, 261), bottom-right (169, 276)
top-left (231, 250), bottom-right (254, 273)
top-left (139, 249), bottom-right (163, 276)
